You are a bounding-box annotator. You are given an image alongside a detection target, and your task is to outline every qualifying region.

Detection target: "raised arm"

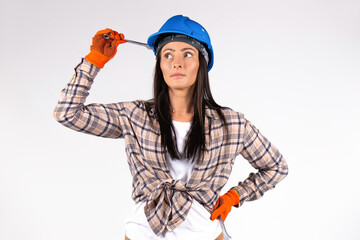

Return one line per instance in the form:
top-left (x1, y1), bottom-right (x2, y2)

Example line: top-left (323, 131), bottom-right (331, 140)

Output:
top-left (53, 29), bottom-right (127, 138)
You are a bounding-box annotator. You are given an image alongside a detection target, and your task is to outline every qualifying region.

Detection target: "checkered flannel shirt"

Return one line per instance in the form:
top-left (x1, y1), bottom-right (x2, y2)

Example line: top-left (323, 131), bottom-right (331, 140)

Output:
top-left (53, 59), bottom-right (288, 236)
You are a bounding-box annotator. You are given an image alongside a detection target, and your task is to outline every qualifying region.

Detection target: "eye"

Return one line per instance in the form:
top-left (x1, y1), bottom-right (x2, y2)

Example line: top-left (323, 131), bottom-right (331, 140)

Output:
top-left (164, 53), bottom-right (173, 59)
top-left (185, 52), bottom-right (193, 58)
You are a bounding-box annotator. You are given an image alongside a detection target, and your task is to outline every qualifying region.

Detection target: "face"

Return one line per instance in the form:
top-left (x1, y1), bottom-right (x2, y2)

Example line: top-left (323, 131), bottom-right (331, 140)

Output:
top-left (160, 41), bottom-right (199, 93)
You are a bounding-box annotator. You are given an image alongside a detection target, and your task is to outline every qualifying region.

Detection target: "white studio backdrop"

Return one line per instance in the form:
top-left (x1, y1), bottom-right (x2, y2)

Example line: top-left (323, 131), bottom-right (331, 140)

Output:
top-left (0, 0), bottom-right (359, 239)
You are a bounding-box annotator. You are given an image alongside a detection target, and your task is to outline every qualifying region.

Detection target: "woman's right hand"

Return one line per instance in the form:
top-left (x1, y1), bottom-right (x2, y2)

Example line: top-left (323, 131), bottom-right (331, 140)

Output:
top-left (85, 28), bottom-right (127, 68)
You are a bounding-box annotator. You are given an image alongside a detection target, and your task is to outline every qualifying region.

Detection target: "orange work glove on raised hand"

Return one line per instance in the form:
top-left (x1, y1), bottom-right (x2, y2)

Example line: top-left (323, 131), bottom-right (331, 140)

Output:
top-left (211, 189), bottom-right (240, 222)
top-left (85, 28), bottom-right (126, 68)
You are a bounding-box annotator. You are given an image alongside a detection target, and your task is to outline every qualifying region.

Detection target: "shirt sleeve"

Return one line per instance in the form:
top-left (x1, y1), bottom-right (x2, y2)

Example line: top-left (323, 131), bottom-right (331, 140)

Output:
top-left (53, 58), bottom-right (124, 138)
top-left (231, 117), bottom-right (288, 207)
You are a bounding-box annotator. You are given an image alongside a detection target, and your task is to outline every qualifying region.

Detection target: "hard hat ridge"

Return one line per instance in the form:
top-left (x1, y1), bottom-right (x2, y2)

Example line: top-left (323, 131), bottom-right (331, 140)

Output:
top-left (155, 34), bottom-right (210, 65)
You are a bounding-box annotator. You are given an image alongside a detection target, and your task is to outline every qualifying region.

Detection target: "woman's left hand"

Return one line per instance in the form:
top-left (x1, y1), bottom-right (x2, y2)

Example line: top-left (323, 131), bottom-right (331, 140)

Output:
top-left (211, 189), bottom-right (239, 221)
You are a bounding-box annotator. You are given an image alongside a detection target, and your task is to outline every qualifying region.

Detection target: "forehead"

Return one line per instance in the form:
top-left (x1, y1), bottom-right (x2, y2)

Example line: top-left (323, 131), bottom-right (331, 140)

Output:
top-left (161, 41), bottom-right (198, 52)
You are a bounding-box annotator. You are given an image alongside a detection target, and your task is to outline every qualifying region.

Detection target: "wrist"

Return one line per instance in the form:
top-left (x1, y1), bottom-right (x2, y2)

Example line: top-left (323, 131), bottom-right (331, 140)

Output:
top-left (227, 189), bottom-right (240, 206)
top-left (85, 50), bottom-right (110, 69)
top-left (230, 189), bottom-right (239, 198)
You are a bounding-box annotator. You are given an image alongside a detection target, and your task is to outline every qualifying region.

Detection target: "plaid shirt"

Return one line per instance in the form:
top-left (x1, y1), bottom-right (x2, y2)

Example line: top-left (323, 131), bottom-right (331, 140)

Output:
top-left (53, 59), bottom-right (288, 236)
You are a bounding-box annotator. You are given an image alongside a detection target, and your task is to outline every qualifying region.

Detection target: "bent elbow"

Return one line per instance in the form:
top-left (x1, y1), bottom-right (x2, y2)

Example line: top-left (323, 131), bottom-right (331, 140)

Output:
top-left (266, 156), bottom-right (289, 188)
top-left (53, 106), bottom-right (68, 123)
top-left (275, 156), bottom-right (289, 184)
top-left (280, 156), bottom-right (289, 178)
top-left (53, 104), bottom-right (77, 125)
top-left (53, 109), bottom-right (62, 122)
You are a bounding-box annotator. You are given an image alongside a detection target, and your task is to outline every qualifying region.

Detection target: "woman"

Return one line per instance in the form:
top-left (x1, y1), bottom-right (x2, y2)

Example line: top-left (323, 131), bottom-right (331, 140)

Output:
top-left (54, 15), bottom-right (288, 240)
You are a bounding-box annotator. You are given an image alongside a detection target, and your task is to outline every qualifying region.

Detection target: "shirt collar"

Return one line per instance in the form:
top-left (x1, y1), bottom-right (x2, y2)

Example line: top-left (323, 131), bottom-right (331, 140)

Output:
top-left (204, 105), bottom-right (220, 119)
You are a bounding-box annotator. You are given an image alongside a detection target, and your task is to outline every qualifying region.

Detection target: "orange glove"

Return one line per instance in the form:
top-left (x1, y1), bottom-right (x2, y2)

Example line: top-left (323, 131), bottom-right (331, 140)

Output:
top-left (211, 189), bottom-right (239, 221)
top-left (85, 28), bottom-right (126, 68)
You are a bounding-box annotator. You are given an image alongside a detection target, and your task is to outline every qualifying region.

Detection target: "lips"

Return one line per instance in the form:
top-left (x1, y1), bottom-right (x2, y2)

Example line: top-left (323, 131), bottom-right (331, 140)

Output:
top-left (171, 73), bottom-right (185, 77)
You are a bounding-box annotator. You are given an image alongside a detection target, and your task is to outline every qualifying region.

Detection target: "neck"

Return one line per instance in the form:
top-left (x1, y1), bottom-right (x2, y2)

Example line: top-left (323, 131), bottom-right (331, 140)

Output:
top-left (168, 89), bottom-right (194, 122)
top-left (168, 88), bottom-right (194, 113)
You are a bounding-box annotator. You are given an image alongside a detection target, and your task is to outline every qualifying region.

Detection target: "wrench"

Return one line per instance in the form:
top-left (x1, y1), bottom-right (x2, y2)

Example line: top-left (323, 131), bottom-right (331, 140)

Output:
top-left (219, 216), bottom-right (232, 240)
top-left (103, 34), bottom-right (152, 50)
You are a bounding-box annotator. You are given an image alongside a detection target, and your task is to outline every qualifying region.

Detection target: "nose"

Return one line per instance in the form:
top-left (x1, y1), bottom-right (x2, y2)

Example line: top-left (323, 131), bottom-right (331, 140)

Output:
top-left (172, 55), bottom-right (183, 69)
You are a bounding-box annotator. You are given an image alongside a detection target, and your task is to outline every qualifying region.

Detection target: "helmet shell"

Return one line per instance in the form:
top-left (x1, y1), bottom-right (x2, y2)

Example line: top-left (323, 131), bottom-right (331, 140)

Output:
top-left (147, 15), bottom-right (214, 71)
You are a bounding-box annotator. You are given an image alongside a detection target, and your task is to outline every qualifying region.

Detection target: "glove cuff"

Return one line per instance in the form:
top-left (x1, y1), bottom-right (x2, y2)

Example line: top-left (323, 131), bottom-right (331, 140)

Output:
top-left (226, 189), bottom-right (240, 206)
top-left (85, 50), bottom-right (110, 69)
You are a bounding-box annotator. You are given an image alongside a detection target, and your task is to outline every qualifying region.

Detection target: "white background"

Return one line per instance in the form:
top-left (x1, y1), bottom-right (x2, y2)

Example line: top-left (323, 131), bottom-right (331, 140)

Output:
top-left (1, 0), bottom-right (359, 239)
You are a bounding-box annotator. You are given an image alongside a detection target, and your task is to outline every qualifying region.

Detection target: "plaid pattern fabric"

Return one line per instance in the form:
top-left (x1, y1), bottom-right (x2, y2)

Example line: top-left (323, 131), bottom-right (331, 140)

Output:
top-left (54, 59), bottom-right (288, 236)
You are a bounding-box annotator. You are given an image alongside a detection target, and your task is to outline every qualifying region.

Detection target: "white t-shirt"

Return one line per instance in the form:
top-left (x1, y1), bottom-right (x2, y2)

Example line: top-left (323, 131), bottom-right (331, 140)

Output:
top-left (125, 120), bottom-right (222, 239)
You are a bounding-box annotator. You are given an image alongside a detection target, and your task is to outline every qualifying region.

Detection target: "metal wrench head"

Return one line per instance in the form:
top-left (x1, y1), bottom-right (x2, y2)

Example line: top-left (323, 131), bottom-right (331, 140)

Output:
top-left (103, 34), bottom-right (151, 50)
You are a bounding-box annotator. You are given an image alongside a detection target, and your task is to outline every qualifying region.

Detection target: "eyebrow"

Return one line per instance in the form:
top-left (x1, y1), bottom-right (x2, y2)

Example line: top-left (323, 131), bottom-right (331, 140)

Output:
top-left (162, 47), bottom-right (196, 53)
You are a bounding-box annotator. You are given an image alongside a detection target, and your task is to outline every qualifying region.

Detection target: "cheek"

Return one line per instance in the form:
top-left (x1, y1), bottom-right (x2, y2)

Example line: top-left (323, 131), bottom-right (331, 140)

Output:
top-left (160, 61), bottom-right (169, 75)
top-left (191, 63), bottom-right (200, 78)
top-left (160, 61), bottom-right (165, 73)
top-left (160, 62), bottom-right (170, 84)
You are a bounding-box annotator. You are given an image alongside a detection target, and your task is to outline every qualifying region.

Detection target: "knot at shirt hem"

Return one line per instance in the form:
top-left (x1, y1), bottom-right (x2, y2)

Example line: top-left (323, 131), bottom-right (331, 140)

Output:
top-left (144, 179), bottom-right (193, 236)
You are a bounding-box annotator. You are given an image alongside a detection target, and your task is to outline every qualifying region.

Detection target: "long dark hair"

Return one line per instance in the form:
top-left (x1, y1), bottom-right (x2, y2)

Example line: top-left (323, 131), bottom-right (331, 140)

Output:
top-left (145, 53), bottom-right (229, 163)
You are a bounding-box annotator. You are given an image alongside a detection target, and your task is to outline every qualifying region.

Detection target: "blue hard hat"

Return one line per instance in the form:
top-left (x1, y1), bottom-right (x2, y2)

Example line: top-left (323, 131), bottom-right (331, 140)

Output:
top-left (147, 15), bottom-right (214, 71)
